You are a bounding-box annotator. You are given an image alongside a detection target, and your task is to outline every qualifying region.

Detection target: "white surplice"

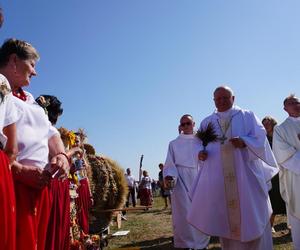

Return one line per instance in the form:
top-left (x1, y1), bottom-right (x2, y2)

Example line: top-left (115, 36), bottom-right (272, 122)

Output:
top-left (187, 106), bottom-right (278, 249)
top-left (273, 117), bottom-right (300, 249)
top-left (163, 133), bottom-right (210, 249)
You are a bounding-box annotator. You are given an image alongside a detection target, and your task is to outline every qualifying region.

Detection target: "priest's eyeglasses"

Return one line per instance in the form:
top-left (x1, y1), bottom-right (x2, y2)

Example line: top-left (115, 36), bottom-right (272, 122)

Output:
top-left (180, 122), bottom-right (192, 127)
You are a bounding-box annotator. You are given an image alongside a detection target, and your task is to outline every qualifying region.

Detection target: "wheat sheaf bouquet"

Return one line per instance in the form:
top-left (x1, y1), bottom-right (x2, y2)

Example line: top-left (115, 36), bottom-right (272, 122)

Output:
top-left (196, 122), bottom-right (218, 151)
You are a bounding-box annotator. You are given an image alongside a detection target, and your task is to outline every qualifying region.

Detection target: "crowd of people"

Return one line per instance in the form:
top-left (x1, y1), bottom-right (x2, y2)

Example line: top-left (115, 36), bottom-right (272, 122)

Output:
top-left (0, 8), bottom-right (299, 250)
top-left (163, 86), bottom-right (300, 250)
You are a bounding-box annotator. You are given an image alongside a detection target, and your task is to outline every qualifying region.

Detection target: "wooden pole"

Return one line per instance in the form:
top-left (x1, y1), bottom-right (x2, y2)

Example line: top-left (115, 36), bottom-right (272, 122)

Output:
top-left (97, 206), bottom-right (152, 213)
top-left (138, 154), bottom-right (144, 183)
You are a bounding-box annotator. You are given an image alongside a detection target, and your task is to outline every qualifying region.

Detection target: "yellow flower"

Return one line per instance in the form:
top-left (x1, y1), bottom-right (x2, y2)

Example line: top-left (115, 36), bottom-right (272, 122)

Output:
top-left (68, 131), bottom-right (76, 147)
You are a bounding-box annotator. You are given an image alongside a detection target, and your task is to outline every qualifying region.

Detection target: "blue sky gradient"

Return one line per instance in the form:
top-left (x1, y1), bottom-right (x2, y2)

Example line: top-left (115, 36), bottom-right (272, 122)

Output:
top-left (1, 0), bottom-right (300, 179)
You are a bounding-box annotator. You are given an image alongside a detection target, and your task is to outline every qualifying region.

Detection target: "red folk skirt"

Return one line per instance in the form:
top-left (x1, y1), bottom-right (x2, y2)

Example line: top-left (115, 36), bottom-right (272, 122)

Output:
top-left (14, 179), bottom-right (51, 250)
top-left (139, 188), bottom-right (153, 206)
top-left (0, 150), bottom-right (16, 250)
top-left (76, 178), bottom-right (91, 234)
top-left (45, 178), bottom-right (70, 250)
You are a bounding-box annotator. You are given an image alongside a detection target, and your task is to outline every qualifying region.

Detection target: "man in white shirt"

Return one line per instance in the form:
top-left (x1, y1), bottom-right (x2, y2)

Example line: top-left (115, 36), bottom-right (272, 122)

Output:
top-left (125, 168), bottom-right (136, 207)
top-left (272, 94), bottom-right (300, 250)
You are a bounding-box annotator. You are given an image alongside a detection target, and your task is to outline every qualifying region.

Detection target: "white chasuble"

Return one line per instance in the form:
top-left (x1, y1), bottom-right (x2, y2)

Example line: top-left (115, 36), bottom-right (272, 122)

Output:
top-left (187, 106), bottom-right (278, 244)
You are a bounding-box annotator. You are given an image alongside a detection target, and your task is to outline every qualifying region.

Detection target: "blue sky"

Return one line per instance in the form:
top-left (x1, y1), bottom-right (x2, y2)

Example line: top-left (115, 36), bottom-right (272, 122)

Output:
top-left (1, 1), bottom-right (300, 179)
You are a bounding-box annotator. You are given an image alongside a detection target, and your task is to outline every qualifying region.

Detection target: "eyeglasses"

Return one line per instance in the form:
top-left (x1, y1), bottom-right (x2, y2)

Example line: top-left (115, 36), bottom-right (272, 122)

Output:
top-left (180, 122), bottom-right (192, 127)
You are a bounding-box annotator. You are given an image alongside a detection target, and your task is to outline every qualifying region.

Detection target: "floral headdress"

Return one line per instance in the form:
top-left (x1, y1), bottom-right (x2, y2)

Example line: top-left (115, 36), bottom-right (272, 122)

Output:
top-left (36, 95), bottom-right (50, 114)
top-left (0, 80), bottom-right (11, 104)
top-left (58, 127), bottom-right (76, 148)
top-left (68, 131), bottom-right (76, 147)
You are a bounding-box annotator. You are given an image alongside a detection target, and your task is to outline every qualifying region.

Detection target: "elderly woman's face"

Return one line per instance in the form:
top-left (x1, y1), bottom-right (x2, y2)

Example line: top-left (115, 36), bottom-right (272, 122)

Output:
top-left (13, 57), bottom-right (37, 89)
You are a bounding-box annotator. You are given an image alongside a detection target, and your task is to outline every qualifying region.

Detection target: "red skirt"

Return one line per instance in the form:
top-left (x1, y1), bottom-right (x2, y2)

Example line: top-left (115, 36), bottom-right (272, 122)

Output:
top-left (14, 178), bottom-right (51, 250)
top-left (76, 178), bottom-right (91, 234)
top-left (0, 150), bottom-right (16, 250)
top-left (139, 188), bottom-right (153, 206)
top-left (45, 179), bottom-right (70, 250)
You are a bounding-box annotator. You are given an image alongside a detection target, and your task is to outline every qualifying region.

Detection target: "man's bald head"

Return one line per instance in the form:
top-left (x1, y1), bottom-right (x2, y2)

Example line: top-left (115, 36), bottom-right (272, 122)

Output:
top-left (213, 86), bottom-right (234, 96)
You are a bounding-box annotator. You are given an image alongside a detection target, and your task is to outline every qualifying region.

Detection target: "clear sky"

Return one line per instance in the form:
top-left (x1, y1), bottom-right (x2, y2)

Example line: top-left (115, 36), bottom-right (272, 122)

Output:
top-left (1, 0), bottom-right (300, 179)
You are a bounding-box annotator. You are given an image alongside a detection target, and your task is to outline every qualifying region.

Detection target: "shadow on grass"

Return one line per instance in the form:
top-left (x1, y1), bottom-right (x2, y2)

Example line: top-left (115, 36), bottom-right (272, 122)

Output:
top-left (119, 236), bottom-right (173, 249)
top-left (116, 236), bottom-right (222, 250)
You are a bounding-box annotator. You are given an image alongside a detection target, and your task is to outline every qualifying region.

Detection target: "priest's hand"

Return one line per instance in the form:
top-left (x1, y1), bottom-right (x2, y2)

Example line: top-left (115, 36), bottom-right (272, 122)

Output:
top-left (198, 150), bottom-right (208, 161)
top-left (230, 137), bottom-right (246, 148)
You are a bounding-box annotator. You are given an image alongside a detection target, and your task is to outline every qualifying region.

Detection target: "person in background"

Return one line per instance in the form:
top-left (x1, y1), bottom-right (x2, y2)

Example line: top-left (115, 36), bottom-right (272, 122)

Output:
top-left (73, 132), bottom-right (93, 234)
top-left (0, 38), bottom-right (69, 250)
top-left (158, 163), bottom-right (171, 209)
top-left (273, 94), bottom-right (300, 250)
top-left (139, 170), bottom-right (153, 206)
top-left (188, 86), bottom-right (278, 250)
top-left (125, 168), bottom-right (137, 208)
top-left (262, 116), bottom-right (286, 233)
top-left (164, 114), bottom-right (210, 250)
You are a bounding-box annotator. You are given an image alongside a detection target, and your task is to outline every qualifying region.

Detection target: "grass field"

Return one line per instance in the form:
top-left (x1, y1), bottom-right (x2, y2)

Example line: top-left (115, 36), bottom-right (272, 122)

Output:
top-left (107, 197), bottom-right (293, 250)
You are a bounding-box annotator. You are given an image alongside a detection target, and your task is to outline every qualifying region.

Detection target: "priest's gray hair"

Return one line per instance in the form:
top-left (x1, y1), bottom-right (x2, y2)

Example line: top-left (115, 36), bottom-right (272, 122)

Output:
top-left (214, 86), bottom-right (234, 97)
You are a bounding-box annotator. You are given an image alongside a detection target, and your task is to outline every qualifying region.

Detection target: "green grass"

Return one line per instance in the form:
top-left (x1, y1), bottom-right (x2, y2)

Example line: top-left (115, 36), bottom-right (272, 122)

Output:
top-left (107, 197), bottom-right (293, 250)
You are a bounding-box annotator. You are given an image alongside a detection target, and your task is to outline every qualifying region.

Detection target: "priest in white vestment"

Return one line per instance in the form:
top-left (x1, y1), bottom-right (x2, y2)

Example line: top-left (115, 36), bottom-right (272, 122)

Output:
top-left (164, 114), bottom-right (210, 250)
top-left (187, 86), bottom-right (278, 250)
top-left (272, 94), bottom-right (300, 250)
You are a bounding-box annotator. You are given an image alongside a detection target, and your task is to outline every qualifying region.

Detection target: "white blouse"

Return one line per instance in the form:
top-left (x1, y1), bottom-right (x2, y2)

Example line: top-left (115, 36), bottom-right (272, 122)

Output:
top-left (12, 91), bottom-right (59, 169)
top-left (0, 74), bottom-right (20, 147)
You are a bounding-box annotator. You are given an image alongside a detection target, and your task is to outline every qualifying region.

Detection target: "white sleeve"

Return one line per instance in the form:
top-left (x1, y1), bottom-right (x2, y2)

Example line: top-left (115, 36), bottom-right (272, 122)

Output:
top-left (48, 125), bottom-right (59, 139)
top-left (279, 152), bottom-right (300, 175)
top-left (163, 142), bottom-right (179, 178)
top-left (273, 126), bottom-right (300, 174)
top-left (4, 94), bottom-right (21, 126)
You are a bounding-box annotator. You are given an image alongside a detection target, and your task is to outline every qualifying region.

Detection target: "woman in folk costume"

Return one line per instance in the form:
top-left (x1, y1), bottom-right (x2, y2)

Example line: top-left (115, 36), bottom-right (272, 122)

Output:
top-left (0, 74), bottom-right (20, 250)
top-left (139, 170), bottom-right (153, 206)
top-left (58, 127), bottom-right (83, 247)
top-left (73, 131), bottom-right (93, 234)
top-left (36, 95), bottom-right (70, 250)
top-left (0, 38), bottom-right (69, 250)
